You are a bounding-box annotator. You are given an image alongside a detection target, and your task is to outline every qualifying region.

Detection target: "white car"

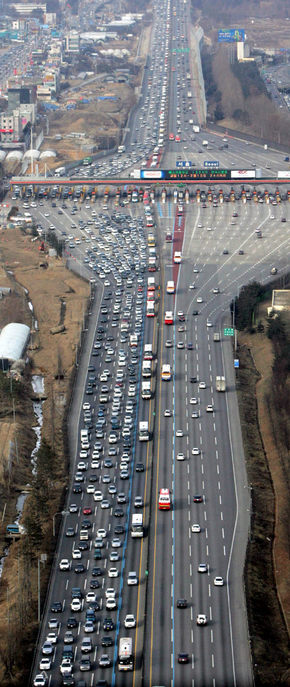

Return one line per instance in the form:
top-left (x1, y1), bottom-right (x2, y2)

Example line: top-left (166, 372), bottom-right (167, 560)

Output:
top-left (46, 632), bottom-right (58, 645)
top-left (108, 567), bottom-right (119, 578)
top-left (176, 429), bottom-right (183, 437)
top-left (176, 452), bottom-right (185, 461)
top-left (33, 676), bottom-right (47, 687)
top-left (196, 297), bottom-right (203, 303)
top-left (39, 657), bottom-right (51, 671)
top-left (196, 613), bottom-right (207, 625)
top-left (206, 404), bottom-right (213, 412)
top-left (124, 614), bottom-right (136, 628)
top-left (191, 523), bottom-right (201, 533)
top-left (192, 447), bottom-right (200, 455)
top-left (94, 490), bottom-right (103, 501)
top-left (190, 397), bottom-right (197, 404)
top-left (206, 321), bottom-right (213, 327)
top-left (86, 484), bottom-right (95, 494)
top-left (97, 528), bottom-right (107, 539)
top-left (111, 538), bottom-right (122, 548)
top-left (164, 409), bottom-right (172, 417)
top-left (199, 381), bottom-right (206, 389)
top-left (192, 410), bottom-right (199, 418)
top-left (214, 576), bottom-right (224, 586)
top-left (71, 598), bottom-right (82, 611)
top-left (59, 558), bottom-right (70, 571)
top-left (86, 591), bottom-right (96, 603)
top-left (106, 597), bottom-right (117, 610)
top-left (127, 571), bottom-right (138, 585)
top-left (198, 563), bottom-right (208, 573)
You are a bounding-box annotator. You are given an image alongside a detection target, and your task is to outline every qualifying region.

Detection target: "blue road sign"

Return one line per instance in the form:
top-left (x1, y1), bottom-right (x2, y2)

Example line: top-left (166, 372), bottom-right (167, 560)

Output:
top-left (234, 359), bottom-right (240, 368)
top-left (204, 161), bottom-right (220, 168)
top-left (176, 160), bottom-right (193, 168)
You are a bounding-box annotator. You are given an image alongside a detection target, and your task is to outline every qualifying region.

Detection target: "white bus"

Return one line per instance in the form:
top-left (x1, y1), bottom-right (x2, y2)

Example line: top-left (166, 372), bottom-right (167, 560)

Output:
top-left (167, 280), bottom-right (175, 294)
top-left (139, 421), bottom-right (149, 441)
top-left (143, 343), bottom-right (153, 360)
top-left (147, 277), bottom-right (155, 292)
top-left (162, 364), bottom-right (171, 381)
top-left (146, 301), bottom-right (155, 317)
top-left (131, 513), bottom-right (144, 538)
top-left (142, 360), bottom-right (152, 378)
top-left (142, 381), bottom-right (152, 399)
top-left (118, 637), bottom-right (133, 671)
top-left (164, 310), bottom-right (173, 325)
top-left (174, 251), bottom-right (182, 264)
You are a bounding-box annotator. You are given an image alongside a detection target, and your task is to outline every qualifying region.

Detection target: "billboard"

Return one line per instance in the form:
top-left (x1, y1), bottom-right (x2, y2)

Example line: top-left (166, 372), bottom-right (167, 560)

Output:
top-left (218, 29), bottom-right (245, 43)
top-left (231, 170), bottom-right (255, 179)
top-left (277, 171), bottom-right (290, 178)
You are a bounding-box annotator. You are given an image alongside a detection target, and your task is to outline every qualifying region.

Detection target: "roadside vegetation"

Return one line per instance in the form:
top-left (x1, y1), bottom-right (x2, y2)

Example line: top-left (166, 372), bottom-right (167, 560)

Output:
top-left (233, 281), bottom-right (290, 685)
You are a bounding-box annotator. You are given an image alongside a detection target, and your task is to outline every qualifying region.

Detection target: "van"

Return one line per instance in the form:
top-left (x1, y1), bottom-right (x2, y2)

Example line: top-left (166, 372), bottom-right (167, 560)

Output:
top-left (80, 429), bottom-right (89, 443)
top-left (80, 529), bottom-right (89, 541)
top-left (62, 646), bottom-right (74, 661)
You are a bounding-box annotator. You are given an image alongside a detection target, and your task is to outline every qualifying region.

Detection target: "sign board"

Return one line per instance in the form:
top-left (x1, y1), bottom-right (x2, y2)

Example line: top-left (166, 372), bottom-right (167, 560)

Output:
top-left (224, 327), bottom-right (234, 336)
top-left (204, 160), bottom-right (219, 168)
top-left (218, 28), bottom-right (245, 42)
top-left (176, 160), bottom-right (193, 168)
top-left (234, 359), bottom-right (240, 368)
top-left (278, 170), bottom-right (290, 178)
top-left (231, 170), bottom-right (256, 179)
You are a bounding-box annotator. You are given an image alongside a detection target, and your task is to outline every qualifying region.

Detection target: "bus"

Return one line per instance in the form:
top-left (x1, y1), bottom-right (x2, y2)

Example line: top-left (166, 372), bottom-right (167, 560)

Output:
top-left (174, 251), bottom-right (182, 264)
top-left (142, 381), bottom-right (152, 399)
top-left (143, 343), bottom-right (153, 360)
top-left (143, 190), bottom-right (150, 205)
top-left (167, 280), bottom-right (175, 294)
top-left (118, 637), bottom-right (133, 671)
top-left (139, 420), bottom-right (149, 441)
top-left (129, 333), bottom-right (138, 348)
top-left (162, 364), bottom-right (171, 381)
top-left (148, 257), bottom-right (157, 272)
top-left (164, 311), bottom-right (173, 325)
top-left (147, 277), bottom-right (155, 292)
top-left (146, 216), bottom-right (154, 228)
top-left (132, 188), bottom-right (139, 203)
top-left (166, 230), bottom-right (172, 242)
top-left (142, 360), bottom-right (152, 377)
top-left (83, 156), bottom-right (92, 166)
top-left (158, 488), bottom-right (171, 510)
top-left (146, 301), bottom-right (155, 317)
top-left (131, 513), bottom-right (144, 538)
top-left (148, 233), bottom-right (155, 247)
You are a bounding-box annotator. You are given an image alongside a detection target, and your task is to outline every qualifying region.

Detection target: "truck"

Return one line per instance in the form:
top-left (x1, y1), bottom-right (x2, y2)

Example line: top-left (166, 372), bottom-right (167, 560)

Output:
top-left (187, 91), bottom-right (192, 98)
top-left (118, 145), bottom-right (125, 153)
top-left (216, 375), bottom-right (226, 392)
top-left (193, 125), bottom-right (200, 133)
top-left (202, 139), bottom-right (208, 147)
top-left (55, 166), bottom-right (66, 176)
top-left (142, 381), bottom-right (152, 399)
top-left (118, 637), bottom-right (133, 671)
top-left (139, 421), bottom-right (149, 441)
top-left (213, 332), bottom-right (220, 342)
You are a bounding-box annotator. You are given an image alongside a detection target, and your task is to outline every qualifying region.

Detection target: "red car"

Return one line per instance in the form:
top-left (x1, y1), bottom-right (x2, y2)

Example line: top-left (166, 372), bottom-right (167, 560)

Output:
top-left (178, 653), bottom-right (189, 664)
top-left (83, 506), bottom-right (92, 515)
top-left (193, 495), bottom-right (203, 503)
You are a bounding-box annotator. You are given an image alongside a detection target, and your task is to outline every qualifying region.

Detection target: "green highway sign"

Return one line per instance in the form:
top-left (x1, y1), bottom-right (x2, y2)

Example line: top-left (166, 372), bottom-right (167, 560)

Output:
top-left (224, 327), bottom-right (234, 336)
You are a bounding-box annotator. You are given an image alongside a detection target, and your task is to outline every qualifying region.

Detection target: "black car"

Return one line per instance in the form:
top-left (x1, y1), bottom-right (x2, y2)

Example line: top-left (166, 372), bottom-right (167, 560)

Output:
top-left (192, 310), bottom-right (199, 316)
top-left (74, 564), bottom-right (86, 574)
top-left (190, 376), bottom-right (197, 383)
top-left (51, 601), bottom-right (62, 613)
top-left (177, 599), bottom-right (188, 608)
top-left (113, 507), bottom-right (124, 518)
top-left (114, 525), bottom-right (125, 535)
top-left (178, 652), bottom-right (189, 664)
top-left (96, 681), bottom-right (108, 687)
top-left (101, 636), bottom-right (113, 647)
top-left (91, 566), bottom-right (103, 577)
top-left (73, 484), bottom-right (83, 494)
top-left (89, 579), bottom-right (100, 589)
top-left (78, 541), bottom-right (89, 551)
top-left (67, 617), bottom-right (78, 628)
top-left (62, 677), bottom-right (75, 686)
top-left (135, 463), bottom-right (144, 472)
top-left (88, 600), bottom-right (101, 611)
top-left (103, 618), bottom-right (114, 631)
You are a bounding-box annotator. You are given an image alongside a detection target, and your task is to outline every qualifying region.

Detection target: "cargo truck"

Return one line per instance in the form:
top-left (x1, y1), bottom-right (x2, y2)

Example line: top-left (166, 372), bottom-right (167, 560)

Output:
top-left (193, 125), bottom-right (200, 133)
top-left (213, 332), bottom-right (220, 342)
top-left (216, 375), bottom-right (226, 391)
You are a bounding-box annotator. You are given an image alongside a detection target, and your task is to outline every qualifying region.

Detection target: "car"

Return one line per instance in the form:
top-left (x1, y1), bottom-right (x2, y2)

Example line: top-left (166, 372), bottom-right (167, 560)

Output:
top-left (103, 617), bottom-right (114, 631)
top-left (206, 404), bottom-right (213, 412)
top-left (199, 381), bottom-right (206, 389)
top-left (214, 576), bottom-right (224, 586)
top-left (196, 613), bottom-right (207, 625)
top-left (136, 463), bottom-right (144, 472)
top-left (59, 558), bottom-right (70, 571)
top-left (108, 567), bottom-right (119, 578)
top-left (114, 507), bottom-right (124, 517)
top-left (190, 376), bottom-right (197, 383)
top-left (66, 527), bottom-right (75, 537)
top-left (223, 249), bottom-right (229, 255)
top-left (124, 613), bottom-right (136, 628)
top-left (190, 397), bottom-right (197, 404)
top-left (177, 341), bottom-right (184, 349)
top-left (111, 538), bottom-right (122, 548)
top-left (193, 494), bottom-right (203, 503)
top-left (48, 618), bottom-right (59, 629)
top-left (176, 452), bottom-right (185, 461)
top-left (79, 658), bottom-right (91, 671)
top-left (101, 635), bottom-right (113, 647)
top-left (72, 549), bottom-right (82, 559)
top-left (50, 601), bottom-right (62, 613)
top-left (60, 657), bottom-right (73, 675)
top-left (178, 652), bottom-right (189, 664)
top-left (74, 563), bottom-right (86, 574)
top-left (41, 641), bottom-right (53, 656)
top-left (177, 598), bottom-right (188, 608)
top-left (192, 523), bottom-right (201, 533)
top-left (33, 676), bottom-right (47, 687)
top-left (192, 447), bottom-right (200, 455)
top-left (189, 283), bottom-right (195, 289)
top-left (71, 597), bottom-right (82, 611)
top-left (90, 578), bottom-right (100, 589)
top-left (106, 597), bottom-right (117, 610)
top-left (192, 310), bottom-right (199, 316)
top-left (83, 506), bottom-right (92, 515)
top-left (110, 551), bottom-right (120, 562)
top-left (165, 339), bottom-right (173, 348)
top-left (97, 528), bottom-right (107, 539)
top-left (46, 632), bottom-right (58, 645)
top-left (134, 496), bottom-right (143, 508)
top-left (164, 409), bottom-right (172, 417)
top-left (99, 654), bottom-right (111, 667)
top-left (198, 563), bottom-right (208, 573)
top-left (86, 591), bottom-right (96, 603)
top-left (64, 631), bottom-right (74, 644)
top-left (127, 571), bottom-right (138, 585)
top-left (187, 342), bottom-right (193, 350)
top-left (39, 657), bottom-right (51, 670)
top-left (67, 617), bottom-right (78, 628)
top-left (238, 249), bottom-right (244, 255)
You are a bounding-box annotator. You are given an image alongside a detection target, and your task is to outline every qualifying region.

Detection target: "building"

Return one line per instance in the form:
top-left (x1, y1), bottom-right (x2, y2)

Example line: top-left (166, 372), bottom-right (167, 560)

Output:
top-left (65, 30), bottom-right (80, 53)
top-left (0, 323), bottom-right (30, 370)
top-left (0, 112), bottom-right (23, 143)
top-left (268, 290), bottom-right (290, 315)
top-left (8, 87), bottom-right (34, 112)
top-left (9, 2), bottom-right (46, 14)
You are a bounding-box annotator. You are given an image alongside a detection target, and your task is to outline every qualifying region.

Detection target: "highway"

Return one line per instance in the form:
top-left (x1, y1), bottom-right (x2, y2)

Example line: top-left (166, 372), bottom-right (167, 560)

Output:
top-left (15, 0), bottom-right (289, 686)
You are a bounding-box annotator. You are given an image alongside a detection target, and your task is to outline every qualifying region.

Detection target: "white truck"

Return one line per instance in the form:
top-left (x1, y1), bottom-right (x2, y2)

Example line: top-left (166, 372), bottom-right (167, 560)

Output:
top-left (216, 376), bottom-right (226, 392)
top-left (193, 125), bottom-right (200, 133)
top-left (202, 139), bottom-right (208, 147)
top-left (142, 381), bottom-right (152, 399)
top-left (213, 332), bottom-right (221, 342)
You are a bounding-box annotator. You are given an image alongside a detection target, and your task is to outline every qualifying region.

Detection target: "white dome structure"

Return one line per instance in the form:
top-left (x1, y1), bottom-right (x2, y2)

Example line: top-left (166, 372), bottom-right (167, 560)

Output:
top-left (39, 150), bottom-right (56, 159)
top-left (23, 149), bottom-right (40, 159)
top-left (0, 150), bottom-right (6, 162)
top-left (6, 150), bottom-right (23, 160)
top-left (0, 323), bottom-right (30, 368)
